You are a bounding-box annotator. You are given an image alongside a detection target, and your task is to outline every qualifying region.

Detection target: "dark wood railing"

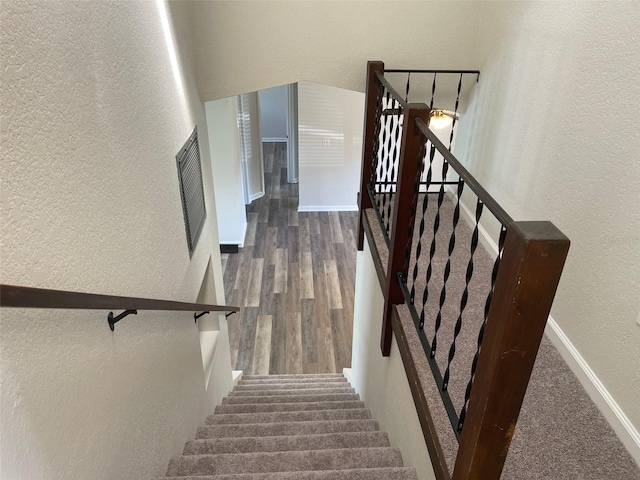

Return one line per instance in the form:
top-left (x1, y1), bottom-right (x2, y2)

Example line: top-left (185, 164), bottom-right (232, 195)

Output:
top-left (357, 61), bottom-right (570, 480)
top-left (0, 284), bottom-right (239, 330)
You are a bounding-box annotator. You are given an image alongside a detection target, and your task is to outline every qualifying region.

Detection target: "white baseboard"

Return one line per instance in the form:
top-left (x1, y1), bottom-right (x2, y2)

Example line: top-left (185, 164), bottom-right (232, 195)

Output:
top-left (457, 195), bottom-right (640, 466)
top-left (262, 137), bottom-right (288, 143)
top-left (219, 221), bottom-right (248, 248)
top-left (298, 205), bottom-right (358, 212)
top-left (545, 319), bottom-right (640, 466)
top-left (248, 191), bottom-right (265, 203)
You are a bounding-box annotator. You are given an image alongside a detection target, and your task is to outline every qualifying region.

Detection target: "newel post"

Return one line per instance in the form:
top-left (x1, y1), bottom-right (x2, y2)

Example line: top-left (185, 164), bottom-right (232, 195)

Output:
top-left (357, 60), bottom-right (385, 251)
top-left (380, 104), bottom-right (431, 356)
top-left (452, 221), bottom-right (570, 480)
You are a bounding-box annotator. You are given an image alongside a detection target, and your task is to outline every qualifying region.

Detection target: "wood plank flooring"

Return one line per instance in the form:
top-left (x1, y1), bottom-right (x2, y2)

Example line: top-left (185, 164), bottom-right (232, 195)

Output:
top-left (221, 143), bottom-right (358, 374)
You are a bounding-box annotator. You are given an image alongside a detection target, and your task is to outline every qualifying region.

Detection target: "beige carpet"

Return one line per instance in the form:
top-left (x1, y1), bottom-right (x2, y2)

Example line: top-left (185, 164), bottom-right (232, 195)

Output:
top-left (159, 374), bottom-right (418, 479)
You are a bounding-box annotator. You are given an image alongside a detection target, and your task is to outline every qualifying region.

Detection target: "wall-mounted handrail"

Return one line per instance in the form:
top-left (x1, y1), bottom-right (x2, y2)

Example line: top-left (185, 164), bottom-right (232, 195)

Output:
top-left (0, 284), bottom-right (239, 330)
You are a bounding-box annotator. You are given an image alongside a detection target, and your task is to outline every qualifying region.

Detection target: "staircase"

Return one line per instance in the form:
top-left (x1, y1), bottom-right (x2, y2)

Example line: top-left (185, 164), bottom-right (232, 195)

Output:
top-left (160, 373), bottom-right (418, 479)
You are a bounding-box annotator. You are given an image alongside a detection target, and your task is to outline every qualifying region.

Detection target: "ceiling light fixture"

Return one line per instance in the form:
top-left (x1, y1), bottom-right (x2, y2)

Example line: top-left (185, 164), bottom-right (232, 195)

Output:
top-left (429, 109), bottom-right (457, 130)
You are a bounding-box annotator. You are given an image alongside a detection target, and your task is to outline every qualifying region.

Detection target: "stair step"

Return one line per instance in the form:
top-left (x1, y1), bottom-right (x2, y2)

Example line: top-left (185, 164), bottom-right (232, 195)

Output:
top-left (160, 466), bottom-right (418, 480)
top-left (222, 393), bottom-right (360, 405)
top-left (196, 419), bottom-right (379, 439)
top-left (183, 431), bottom-right (390, 455)
top-left (233, 382), bottom-right (352, 391)
top-left (166, 447), bottom-right (404, 476)
top-left (238, 377), bottom-right (347, 386)
top-left (229, 387), bottom-right (355, 397)
top-left (206, 408), bottom-right (371, 425)
top-left (215, 400), bottom-right (365, 414)
top-left (241, 374), bottom-right (345, 381)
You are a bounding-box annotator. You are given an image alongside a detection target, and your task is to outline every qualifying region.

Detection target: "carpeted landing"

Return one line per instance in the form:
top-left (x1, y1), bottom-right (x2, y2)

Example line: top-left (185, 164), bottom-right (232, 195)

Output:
top-left (159, 374), bottom-right (418, 479)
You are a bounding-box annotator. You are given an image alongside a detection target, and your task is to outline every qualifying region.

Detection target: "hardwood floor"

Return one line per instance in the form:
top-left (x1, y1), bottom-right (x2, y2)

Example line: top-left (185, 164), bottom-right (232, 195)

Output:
top-left (221, 143), bottom-right (358, 375)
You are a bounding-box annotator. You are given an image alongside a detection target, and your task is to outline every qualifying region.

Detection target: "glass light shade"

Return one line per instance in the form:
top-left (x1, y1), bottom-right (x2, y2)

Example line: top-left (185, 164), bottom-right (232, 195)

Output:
top-left (430, 110), bottom-right (451, 130)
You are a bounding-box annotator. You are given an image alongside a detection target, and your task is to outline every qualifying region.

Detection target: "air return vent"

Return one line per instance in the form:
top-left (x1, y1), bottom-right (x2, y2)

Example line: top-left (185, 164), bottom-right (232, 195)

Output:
top-left (176, 127), bottom-right (206, 257)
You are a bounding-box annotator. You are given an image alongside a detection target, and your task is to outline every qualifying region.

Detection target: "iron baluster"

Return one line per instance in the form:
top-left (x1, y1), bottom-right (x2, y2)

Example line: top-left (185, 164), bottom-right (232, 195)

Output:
top-left (458, 224), bottom-right (508, 430)
top-left (430, 72), bottom-right (437, 110)
top-left (405, 72), bottom-right (411, 103)
top-left (403, 137), bottom-right (428, 284)
top-left (443, 187), bottom-right (480, 395)
top-left (448, 73), bottom-right (463, 152)
top-left (386, 99), bottom-right (403, 235)
top-left (378, 89), bottom-right (392, 230)
top-left (369, 78), bottom-right (385, 192)
top-left (419, 159), bottom-right (449, 330)
top-left (410, 141), bottom-right (436, 304)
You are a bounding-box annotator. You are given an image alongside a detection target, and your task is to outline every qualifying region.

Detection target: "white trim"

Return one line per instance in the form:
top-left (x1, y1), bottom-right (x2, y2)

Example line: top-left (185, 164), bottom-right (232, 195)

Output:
top-left (249, 191), bottom-right (264, 203)
top-left (457, 196), bottom-right (640, 466)
top-left (545, 318), bottom-right (640, 466)
top-left (219, 220), bottom-right (248, 248)
top-left (298, 205), bottom-right (358, 212)
top-left (287, 83), bottom-right (299, 184)
top-left (232, 370), bottom-right (243, 386)
top-left (262, 137), bottom-right (288, 143)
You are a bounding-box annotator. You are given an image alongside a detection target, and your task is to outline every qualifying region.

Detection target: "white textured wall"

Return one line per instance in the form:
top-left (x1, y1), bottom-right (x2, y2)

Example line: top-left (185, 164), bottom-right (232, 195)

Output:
top-left (350, 243), bottom-right (436, 480)
top-left (205, 97), bottom-right (247, 245)
top-left (0, 1), bottom-right (232, 478)
top-left (258, 85), bottom-right (288, 140)
top-left (298, 82), bottom-right (364, 211)
top-left (188, 1), bottom-right (482, 101)
top-left (454, 1), bottom-right (640, 434)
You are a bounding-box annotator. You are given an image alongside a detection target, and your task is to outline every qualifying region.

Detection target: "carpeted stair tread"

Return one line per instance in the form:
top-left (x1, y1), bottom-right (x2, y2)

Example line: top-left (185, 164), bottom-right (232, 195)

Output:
top-left (233, 382), bottom-right (353, 391)
top-left (159, 466), bottom-right (419, 480)
top-left (206, 408), bottom-right (371, 425)
top-left (183, 431), bottom-right (391, 455)
top-left (214, 400), bottom-right (365, 414)
top-left (166, 447), bottom-right (404, 476)
top-left (229, 387), bottom-right (355, 397)
top-left (241, 374), bottom-right (345, 381)
top-left (238, 377), bottom-right (348, 385)
top-left (196, 419), bottom-right (380, 439)
top-left (222, 393), bottom-right (360, 405)
top-left (162, 374), bottom-right (417, 479)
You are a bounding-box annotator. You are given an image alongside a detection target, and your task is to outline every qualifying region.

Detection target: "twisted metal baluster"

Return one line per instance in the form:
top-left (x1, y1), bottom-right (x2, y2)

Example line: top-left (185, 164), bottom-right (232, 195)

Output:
top-left (369, 79), bottom-right (385, 192)
top-left (376, 89), bottom-right (392, 218)
top-left (418, 159), bottom-right (449, 330)
top-left (430, 73), bottom-right (437, 110)
top-left (403, 136), bottom-right (428, 284)
top-left (386, 100), bottom-right (403, 234)
top-left (410, 141), bottom-right (436, 304)
top-left (448, 73), bottom-right (463, 152)
top-left (458, 225), bottom-right (508, 430)
top-left (443, 191), bottom-right (482, 394)
top-left (432, 177), bottom-right (464, 363)
top-left (382, 98), bottom-right (399, 236)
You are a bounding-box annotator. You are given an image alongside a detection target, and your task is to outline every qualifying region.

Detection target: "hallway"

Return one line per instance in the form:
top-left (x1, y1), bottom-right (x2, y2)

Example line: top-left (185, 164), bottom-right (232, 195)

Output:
top-left (221, 143), bottom-right (358, 375)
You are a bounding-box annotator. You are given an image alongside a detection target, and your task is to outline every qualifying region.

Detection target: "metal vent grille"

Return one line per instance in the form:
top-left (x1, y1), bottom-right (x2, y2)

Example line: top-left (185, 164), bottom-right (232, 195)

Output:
top-left (176, 128), bottom-right (206, 256)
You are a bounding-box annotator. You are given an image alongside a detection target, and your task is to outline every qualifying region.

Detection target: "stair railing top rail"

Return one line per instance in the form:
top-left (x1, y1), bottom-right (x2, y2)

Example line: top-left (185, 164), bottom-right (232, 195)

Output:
top-left (0, 284), bottom-right (239, 330)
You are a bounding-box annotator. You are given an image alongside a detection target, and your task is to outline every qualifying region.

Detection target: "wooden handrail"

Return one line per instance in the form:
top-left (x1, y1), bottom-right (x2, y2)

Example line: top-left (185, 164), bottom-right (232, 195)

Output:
top-left (375, 70), bottom-right (408, 109)
top-left (0, 284), bottom-right (239, 313)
